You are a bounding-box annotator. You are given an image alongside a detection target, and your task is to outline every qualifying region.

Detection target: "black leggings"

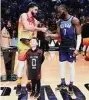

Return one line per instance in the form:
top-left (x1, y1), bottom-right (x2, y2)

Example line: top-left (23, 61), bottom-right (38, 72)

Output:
top-left (31, 79), bottom-right (40, 93)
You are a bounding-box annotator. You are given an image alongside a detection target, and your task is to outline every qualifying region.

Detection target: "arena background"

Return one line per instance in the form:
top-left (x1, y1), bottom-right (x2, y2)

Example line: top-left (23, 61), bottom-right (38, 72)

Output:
top-left (0, 0), bottom-right (89, 100)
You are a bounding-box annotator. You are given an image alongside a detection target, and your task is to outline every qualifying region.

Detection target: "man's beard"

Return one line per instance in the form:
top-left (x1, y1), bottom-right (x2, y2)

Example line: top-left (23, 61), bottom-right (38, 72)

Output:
top-left (31, 12), bottom-right (37, 17)
top-left (59, 12), bottom-right (66, 19)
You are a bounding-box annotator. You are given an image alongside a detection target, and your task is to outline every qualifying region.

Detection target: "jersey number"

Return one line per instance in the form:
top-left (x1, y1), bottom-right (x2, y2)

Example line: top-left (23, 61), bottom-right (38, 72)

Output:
top-left (32, 59), bottom-right (36, 66)
top-left (64, 29), bottom-right (66, 35)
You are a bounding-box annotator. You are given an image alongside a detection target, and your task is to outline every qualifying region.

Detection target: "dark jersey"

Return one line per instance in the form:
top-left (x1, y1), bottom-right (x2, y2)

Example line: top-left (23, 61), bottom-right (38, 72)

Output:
top-left (27, 48), bottom-right (44, 80)
top-left (82, 23), bottom-right (89, 38)
top-left (59, 16), bottom-right (76, 52)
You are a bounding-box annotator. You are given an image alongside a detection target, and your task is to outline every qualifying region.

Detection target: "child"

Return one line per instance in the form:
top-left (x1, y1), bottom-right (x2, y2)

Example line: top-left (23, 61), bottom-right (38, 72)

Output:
top-left (26, 37), bottom-right (45, 97)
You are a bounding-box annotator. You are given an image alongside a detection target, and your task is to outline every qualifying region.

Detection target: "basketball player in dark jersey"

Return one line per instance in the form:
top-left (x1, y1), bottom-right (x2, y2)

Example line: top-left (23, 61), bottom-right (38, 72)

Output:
top-left (26, 37), bottom-right (45, 97)
top-left (46, 5), bottom-right (82, 94)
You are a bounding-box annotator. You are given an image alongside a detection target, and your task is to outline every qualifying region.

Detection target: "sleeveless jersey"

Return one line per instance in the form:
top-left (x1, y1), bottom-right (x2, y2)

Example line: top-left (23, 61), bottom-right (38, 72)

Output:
top-left (27, 49), bottom-right (44, 80)
top-left (59, 16), bottom-right (76, 51)
top-left (18, 14), bottom-right (35, 50)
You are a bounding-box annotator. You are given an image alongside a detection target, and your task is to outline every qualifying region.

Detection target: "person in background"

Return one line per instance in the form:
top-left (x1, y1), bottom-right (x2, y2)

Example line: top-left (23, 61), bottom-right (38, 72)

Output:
top-left (82, 16), bottom-right (89, 61)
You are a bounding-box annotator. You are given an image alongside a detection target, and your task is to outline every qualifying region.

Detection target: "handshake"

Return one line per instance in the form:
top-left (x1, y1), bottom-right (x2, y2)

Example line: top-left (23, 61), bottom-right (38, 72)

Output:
top-left (38, 24), bottom-right (52, 40)
top-left (44, 29), bottom-right (52, 41)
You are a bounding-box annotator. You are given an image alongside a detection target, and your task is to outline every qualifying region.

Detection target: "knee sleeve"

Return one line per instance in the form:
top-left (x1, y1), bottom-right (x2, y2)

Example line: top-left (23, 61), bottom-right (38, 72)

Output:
top-left (69, 62), bottom-right (75, 82)
top-left (17, 61), bottom-right (25, 77)
top-left (60, 61), bottom-right (66, 79)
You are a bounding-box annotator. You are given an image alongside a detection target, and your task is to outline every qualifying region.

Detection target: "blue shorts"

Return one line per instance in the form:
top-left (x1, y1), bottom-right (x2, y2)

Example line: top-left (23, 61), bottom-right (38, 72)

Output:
top-left (59, 51), bottom-right (76, 62)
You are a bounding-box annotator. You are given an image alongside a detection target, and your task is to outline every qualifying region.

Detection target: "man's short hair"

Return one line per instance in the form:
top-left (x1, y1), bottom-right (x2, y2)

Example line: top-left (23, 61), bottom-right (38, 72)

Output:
top-left (57, 4), bottom-right (68, 11)
top-left (27, 2), bottom-right (38, 10)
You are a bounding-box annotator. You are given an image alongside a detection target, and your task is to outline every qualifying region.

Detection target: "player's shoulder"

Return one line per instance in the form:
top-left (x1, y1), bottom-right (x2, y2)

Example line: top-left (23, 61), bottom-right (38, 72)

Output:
top-left (72, 16), bottom-right (80, 23)
top-left (70, 16), bottom-right (80, 25)
top-left (20, 13), bottom-right (27, 18)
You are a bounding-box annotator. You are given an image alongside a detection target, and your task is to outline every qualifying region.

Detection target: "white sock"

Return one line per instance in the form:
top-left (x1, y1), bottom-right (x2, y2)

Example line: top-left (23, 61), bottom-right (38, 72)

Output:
top-left (60, 61), bottom-right (66, 79)
top-left (18, 61), bottom-right (25, 77)
top-left (69, 62), bottom-right (75, 83)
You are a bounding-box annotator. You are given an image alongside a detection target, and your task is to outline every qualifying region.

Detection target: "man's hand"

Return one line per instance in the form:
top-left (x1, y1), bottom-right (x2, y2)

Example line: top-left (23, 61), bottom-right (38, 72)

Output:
top-left (41, 27), bottom-right (48, 33)
top-left (45, 30), bottom-right (52, 37)
top-left (45, 33), bottom-right (51, 37)
top-left (73, 50), bottom-right (79, 57)
top-left (45, 29), bottom-right (59, 39)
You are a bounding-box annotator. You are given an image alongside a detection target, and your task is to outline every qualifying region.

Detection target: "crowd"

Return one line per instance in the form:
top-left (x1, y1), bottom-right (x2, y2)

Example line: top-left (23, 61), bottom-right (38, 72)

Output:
top-left (1, 0), bottom-right (89, 35)
top-left (1, 0), bottom-right (89, 57)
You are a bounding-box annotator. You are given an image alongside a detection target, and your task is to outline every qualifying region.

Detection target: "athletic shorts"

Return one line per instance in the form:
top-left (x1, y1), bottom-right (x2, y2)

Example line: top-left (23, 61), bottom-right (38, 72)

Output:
top-left (59, 51), bottom-right (76, 62)
top-left (83, 38), bottom-right (89, 46)
top-left (18, 34), bottom-right (33, 61)
top-left (18, 50), bottom-right (28, 61)
top-left (18, 41), bottom-right (31, 61)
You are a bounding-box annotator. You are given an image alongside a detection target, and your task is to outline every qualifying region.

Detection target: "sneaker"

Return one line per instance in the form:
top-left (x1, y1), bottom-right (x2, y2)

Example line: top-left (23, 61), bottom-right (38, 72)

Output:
top-left (68, 85), bottom-right (74, 95)
top-left (34, 92), bottom-right (39, 98)
top-left (26, 83), bottom-right (31, 92)
top-left (30, 91), bottom-right (35, 97)
top-left (16, 84), bottom-right (21, 95)
top-left (56, 83), bottom-right (67, 90)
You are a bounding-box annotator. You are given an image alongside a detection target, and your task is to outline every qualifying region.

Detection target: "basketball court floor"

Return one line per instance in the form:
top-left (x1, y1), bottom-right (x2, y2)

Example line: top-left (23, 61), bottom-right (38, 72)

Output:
top-left (0, 51), bottom-right (89, 100)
